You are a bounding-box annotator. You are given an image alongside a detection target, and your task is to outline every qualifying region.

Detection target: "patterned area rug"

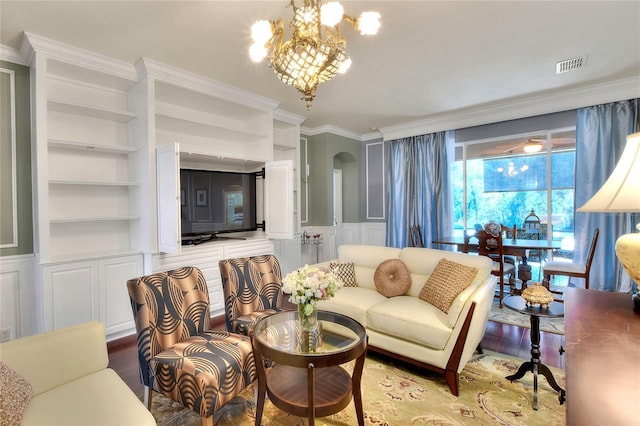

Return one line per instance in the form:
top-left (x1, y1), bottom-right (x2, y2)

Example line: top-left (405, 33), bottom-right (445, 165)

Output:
top-left (149, 351), bottom-right (565, 426)
top-left (487, 298), bottom-right (565, 335)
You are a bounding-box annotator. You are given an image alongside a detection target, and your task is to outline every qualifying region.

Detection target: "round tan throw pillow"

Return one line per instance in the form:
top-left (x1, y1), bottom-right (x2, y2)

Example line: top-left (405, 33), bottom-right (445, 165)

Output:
top-left (374, 259), bottom-right (411, 297)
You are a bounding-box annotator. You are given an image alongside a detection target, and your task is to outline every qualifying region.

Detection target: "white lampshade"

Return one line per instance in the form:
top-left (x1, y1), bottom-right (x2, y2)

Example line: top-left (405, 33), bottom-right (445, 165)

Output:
top-left (577, 132), bottom-right (640, 213)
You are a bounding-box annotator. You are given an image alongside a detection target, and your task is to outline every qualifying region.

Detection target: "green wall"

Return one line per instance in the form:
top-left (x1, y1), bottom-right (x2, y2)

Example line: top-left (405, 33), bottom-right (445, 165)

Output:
top-left (305, 133), bottom-right (361, 226)
top-left (0, 60), bottom-right (32, 256)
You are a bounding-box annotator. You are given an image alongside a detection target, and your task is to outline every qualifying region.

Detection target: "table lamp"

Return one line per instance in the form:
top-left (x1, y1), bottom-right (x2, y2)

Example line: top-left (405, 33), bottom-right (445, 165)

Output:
top-left (577, 131), bottom-right (640, 309)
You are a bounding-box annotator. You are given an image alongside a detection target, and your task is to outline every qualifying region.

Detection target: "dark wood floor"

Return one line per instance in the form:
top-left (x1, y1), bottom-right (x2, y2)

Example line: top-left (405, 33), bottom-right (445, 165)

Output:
top-left (107, 316), bottom-right (565, 397)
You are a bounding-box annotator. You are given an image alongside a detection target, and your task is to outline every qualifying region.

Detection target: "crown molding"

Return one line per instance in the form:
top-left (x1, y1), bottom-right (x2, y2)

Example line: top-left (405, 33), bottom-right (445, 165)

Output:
top-left (380, 76), bottom-right (640, 141)
top-left (0, 44), bottom-right (27, 65)
top-left (21, 32), bottom-right (137, 81)
top-left (274, 108), bottom-right (305, 125)
top-left (136, 57), bottom-right (279, 112)
top-left (301, 124), bottom-right (363, 141)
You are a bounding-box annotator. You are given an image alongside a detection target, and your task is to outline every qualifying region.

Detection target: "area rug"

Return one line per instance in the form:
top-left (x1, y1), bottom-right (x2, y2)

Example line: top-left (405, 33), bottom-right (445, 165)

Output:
top-left (149, 351), bottom-right (565, 426)
top-left (488, 299), bottom-right (565, 335)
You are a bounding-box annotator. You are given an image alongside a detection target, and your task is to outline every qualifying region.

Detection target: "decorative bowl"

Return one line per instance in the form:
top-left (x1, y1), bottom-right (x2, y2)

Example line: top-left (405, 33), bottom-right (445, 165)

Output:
top-left (521, 283), bottom-right (554, 307)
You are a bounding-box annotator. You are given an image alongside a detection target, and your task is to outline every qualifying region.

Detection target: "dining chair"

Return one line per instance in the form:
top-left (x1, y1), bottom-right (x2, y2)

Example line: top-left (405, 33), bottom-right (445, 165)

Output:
top-left (126, 267), bottom-right (256, 426)
top-left (463, 228), bottom-right (515, 307)
top-left (219, 254), bottom-right (284, 336)
top-left (521, 210), bottom-right (545, 280)
top-left (408, 224), bottom-right (424, 247)
top-left (542, 228), bottom-right (600, 299)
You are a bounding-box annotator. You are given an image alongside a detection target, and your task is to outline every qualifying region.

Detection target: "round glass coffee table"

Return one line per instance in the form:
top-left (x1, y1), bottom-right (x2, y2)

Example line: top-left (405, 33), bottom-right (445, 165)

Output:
top-left (252, 310), bottom-right (367, 426)
top-left (502, 295), bottom-right (566, 410)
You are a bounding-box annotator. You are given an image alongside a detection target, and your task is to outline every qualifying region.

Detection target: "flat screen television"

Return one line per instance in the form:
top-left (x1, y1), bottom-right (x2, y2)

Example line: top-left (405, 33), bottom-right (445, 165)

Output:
top-left (180, 168), bottom-right (258, 244)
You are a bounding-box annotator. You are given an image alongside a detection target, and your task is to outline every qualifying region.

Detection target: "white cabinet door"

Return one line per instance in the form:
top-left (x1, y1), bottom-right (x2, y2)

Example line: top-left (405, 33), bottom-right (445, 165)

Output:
top-left (264, 160), bottom-right (294, 240)
top-left (42, 261), bottom-right (99, 331)
top-left (99, 254), bottom-right (143, 337)
top-left (157, 142), bottom-right (181, 254)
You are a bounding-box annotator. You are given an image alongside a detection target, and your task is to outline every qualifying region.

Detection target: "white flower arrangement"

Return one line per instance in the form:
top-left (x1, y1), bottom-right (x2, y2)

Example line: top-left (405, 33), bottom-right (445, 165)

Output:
top-left (282, 264), bottom-right (343, 316)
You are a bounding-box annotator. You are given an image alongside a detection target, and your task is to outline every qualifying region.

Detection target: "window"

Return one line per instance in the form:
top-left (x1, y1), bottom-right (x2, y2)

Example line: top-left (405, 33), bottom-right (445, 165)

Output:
top-left (452, 129), bottom-right (576, 256)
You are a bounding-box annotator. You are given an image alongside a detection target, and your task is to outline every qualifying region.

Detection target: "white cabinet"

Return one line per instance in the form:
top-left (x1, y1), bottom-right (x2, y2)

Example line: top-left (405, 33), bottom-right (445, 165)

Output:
top-left (23, 33), bottom-right (141, 263)
top-left (99, 255), bottom-right (143, 337)
top-left (42, 260), bottom-right (98, 330)
top-left (21, 33), bottom-right (302, 336)
top-left (264, 160), bottom-right (295, 239)
top-left (42, 254), bottom-right (142, 338)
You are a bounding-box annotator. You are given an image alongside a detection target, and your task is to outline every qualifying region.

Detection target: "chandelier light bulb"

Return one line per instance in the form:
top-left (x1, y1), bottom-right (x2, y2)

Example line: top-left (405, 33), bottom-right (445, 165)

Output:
top-left (320, 2), bottom-right (344, 27)
top-left (251, 20), bottom-right (273, 43)
top-left (301, 7), bottom-right (315, 24)
top-left (337, 57), bottom-right (352, 74)
top-left (357, 11), bottom-right (381, 35)
top-left (249, 43), bottom-right (268, 62)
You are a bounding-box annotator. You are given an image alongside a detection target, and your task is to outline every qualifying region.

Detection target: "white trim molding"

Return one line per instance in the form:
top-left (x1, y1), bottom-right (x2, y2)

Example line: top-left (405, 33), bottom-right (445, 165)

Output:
top-left (0, 67), bottom-right (18, 248)
top-left (380, 76), bottom-right (640, 141)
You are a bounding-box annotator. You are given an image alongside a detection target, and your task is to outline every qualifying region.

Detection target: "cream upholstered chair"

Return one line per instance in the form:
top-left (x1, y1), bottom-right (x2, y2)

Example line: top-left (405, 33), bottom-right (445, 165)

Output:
top-left (542, 228), bottom-right (600, 298)
top-left (127, 267), bottom-right (256, 426)
top-left (464, 227), bottom-right (515, 307)
top-left (219, 254), bottom-right (284, 336)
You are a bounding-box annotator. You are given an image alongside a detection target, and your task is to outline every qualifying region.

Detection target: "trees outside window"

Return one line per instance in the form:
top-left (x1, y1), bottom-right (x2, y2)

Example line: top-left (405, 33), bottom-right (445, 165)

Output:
top-left (452, 129), bottom-right (576, 255)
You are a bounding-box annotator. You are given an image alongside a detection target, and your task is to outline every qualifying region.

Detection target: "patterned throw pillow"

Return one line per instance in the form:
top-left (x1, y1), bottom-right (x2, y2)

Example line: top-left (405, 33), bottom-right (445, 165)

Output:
top-left (374, 259), bottom-right (411, 297)
top-left (419, 258), bottom-right (478, 314)
top-left (330, 262), bottom-right (357, 287)
top-left (0, 362), bottom-right (33, 426)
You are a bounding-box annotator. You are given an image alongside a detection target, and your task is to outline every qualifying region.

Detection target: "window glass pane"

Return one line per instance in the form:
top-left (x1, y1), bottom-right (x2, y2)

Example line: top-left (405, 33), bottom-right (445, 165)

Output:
top-left (452, 130), bottom-right (575, 241)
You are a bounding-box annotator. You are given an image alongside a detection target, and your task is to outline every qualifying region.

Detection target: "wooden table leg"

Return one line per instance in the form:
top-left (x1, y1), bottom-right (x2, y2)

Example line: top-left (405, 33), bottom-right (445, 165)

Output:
top-left (505, 314), bottom-right (565, 410)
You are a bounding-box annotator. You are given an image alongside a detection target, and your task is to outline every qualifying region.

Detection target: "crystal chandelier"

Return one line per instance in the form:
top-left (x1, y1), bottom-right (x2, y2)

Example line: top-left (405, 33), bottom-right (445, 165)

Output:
top-left (249, 0), bottom-right (381, 109)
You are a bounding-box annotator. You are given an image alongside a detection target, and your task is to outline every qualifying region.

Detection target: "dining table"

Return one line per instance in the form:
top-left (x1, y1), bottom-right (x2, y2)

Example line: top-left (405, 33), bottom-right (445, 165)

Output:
top-left (432, 235), bottom-right (562, 289)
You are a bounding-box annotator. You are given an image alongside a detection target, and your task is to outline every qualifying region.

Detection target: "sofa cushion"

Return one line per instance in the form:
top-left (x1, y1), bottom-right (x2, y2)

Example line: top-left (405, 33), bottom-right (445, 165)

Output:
top-left (0, 362), bottom-right (32, 426)
top-left (399, 248), bottom-right (492, 297)
top-left (317, 287), bottom-right (387, 326)
top-left (374, 259), bottom-right (411, 297)
top-left (367, 296), bottom-right (453, 350)
top-left (419, 258), bottom-right (478, 314)
top-left (330, 262), bottom-right (357, 287)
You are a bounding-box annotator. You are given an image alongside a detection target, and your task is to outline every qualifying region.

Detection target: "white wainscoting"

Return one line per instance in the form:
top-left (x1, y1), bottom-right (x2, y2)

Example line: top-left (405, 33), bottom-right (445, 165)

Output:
top-left (0, 254), bottom-right (36, 340)
top-left (301, 222), bottom-right (386, 265)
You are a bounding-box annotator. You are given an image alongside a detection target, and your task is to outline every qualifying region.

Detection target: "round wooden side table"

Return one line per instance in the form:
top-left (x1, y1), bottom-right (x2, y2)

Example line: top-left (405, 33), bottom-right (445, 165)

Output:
top-left (252, 310), bottom-right (367, 426)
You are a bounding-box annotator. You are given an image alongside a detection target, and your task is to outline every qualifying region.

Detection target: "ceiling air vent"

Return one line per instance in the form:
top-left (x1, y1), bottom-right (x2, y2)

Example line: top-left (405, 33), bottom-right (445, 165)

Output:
top-left (556, 56), bottom-right (587, 74)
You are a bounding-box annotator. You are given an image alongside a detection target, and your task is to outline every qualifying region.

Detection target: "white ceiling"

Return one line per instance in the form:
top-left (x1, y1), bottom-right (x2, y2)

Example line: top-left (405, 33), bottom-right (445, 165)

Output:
top-left (2, 1), bottom-right (640, 138)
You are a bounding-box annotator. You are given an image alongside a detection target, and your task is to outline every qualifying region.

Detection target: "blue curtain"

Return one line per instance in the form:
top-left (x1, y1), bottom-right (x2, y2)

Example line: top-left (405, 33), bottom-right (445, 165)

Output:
top-left (385, 131), bottom-right (453, 248)
top-left (575, 98), bottom-right (639, 292)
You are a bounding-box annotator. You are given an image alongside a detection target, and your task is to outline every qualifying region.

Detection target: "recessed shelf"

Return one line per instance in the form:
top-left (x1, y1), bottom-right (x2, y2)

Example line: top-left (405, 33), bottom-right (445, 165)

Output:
top-left (156, 111), bottom-right (268, 143)
top-left (50, 216), bottom-right (140, 224)
top-left (49, 139), bottom-right (138, 155)
top-left (49, 180), bottom-right (139, 187)
top-left (48, 99), bottom-right (136, 122)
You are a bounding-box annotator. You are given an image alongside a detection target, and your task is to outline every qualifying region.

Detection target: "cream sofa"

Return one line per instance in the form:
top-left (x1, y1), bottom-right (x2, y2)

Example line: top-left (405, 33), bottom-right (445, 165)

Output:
top-left (0, 321), bottom-right (156, 426)
top-left (316, 245), bottom-right (496, 396)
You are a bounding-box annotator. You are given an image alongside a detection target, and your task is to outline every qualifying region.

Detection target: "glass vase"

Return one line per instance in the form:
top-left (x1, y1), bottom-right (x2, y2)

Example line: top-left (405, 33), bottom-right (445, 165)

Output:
top-left (298, 303), bottom-right (318, 331)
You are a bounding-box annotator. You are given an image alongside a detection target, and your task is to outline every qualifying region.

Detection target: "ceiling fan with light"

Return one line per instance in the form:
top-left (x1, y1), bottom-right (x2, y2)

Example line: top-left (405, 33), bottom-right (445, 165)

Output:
top-left (500, 138), bottom-right (546, 154)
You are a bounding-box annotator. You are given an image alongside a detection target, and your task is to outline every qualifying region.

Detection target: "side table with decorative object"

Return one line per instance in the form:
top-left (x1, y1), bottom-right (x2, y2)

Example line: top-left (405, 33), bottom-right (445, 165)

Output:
top-left (502, 295), bottom-right (566, 410)
top-left (252, 310), bottom-right (367, 426)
